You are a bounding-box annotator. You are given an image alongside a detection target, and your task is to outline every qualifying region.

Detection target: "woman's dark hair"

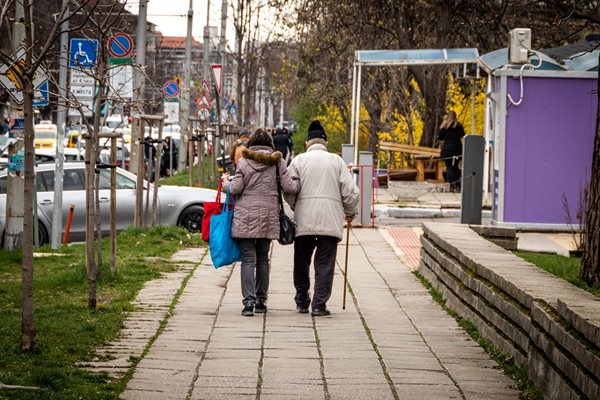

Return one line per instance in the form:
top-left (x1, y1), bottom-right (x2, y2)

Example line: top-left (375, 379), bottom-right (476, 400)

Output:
top-left (247, 128), bottom-right (274, 149)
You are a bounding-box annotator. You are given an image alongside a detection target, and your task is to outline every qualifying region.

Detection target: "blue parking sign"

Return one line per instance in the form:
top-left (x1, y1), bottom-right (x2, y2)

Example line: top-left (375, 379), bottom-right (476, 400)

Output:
top-left (69, 38), bottom-right (98, 68)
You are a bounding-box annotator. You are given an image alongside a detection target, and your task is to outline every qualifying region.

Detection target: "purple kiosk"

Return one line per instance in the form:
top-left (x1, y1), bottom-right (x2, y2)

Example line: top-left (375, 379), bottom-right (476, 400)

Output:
top-left (479, 43), bottom-right (598, 230)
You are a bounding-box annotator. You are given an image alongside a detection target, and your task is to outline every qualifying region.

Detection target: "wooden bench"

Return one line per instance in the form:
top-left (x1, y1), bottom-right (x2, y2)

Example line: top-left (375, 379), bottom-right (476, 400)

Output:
top-left (380, 142), bottom-right (445, 183)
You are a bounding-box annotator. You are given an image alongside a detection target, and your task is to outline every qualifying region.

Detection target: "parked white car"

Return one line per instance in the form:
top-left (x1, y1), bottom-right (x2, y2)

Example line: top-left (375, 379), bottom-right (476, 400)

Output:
top-left (0, 162), bottom-right (218, 245)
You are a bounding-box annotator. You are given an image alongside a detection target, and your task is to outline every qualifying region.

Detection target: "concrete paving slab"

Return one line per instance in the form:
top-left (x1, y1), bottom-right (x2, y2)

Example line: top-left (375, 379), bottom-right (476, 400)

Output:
top-left (116, 228), bottom-right (520, 400)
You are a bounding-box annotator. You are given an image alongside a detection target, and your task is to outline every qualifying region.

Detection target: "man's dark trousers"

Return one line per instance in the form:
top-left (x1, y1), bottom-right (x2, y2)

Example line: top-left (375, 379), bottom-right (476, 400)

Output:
top-left (293, 235), bottom-right (338, 310)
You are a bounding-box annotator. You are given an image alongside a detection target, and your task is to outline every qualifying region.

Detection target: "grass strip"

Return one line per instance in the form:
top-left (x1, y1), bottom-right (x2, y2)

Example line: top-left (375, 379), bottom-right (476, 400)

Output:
top-left (0, 226), bottom-right (204, 400)
top-left (515, 251), bottom-right (599, 298)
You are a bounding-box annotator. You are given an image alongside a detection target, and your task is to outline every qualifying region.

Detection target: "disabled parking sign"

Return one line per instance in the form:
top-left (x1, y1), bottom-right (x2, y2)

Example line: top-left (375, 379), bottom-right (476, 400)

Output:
top-left (69, 38), bottom-right (98, 68)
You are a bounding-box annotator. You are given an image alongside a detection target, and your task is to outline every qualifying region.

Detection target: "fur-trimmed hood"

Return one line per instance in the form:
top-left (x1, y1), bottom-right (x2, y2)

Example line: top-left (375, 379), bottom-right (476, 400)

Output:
top-left (241, 146), bottom-right (282, 171)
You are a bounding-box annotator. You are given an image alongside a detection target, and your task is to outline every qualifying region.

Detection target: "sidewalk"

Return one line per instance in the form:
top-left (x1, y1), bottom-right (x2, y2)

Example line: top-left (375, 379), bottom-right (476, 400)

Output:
top-left (374, 184), bottom-right (575, 256)
top-left (118, 228), bottom-right (518, 400)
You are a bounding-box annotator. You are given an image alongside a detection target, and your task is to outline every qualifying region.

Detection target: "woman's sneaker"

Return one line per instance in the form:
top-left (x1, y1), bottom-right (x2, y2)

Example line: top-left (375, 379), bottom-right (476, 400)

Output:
top-left (254, 301), bottom-right (267, 313)
top-left (242, 305), bottom-right (254, 316)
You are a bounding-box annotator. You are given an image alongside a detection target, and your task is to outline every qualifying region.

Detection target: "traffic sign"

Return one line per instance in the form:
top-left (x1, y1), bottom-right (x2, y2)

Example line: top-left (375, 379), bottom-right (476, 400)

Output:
top-left (33, 80), bottom-right (49, 107)
top-left (211, 64), bottom-right (223, 96)
top-left (196, 94), bottom-right (211, 109)
top-left (198, 108), bottom-right (210, 120)
top-left (107, 32), bottom-right (133, 58)
top-left (0, 47), bottom-right (47, 104)
top-left (163, 80), bottom-right (180, 98)
top-left (164, 98), bottom-right (180, 124)
top-left (199, 79), bottom-right (211, 97)
top-left (69, 38), bottom-right (98, 68)
top-left (11, 118), bottom-right (25, 138)
top-left (70, 69), bottom-right (94, 85)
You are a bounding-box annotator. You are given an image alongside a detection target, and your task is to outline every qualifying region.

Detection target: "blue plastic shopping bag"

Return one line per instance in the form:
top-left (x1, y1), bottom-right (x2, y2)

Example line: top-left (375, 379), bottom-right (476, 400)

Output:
top-left (209, 187), bottom-right (241, 268)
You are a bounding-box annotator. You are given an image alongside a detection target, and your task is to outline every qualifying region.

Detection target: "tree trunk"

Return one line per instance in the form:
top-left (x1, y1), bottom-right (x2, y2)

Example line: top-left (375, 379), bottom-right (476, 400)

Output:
top-left (580, 56), bottom-right (600, 286)
top-left (95, 170), bottom-right (103, 281)
top-left (21, 76), bottom-right (36, 351)
top-left (410, 65), bottom-right (448, 147)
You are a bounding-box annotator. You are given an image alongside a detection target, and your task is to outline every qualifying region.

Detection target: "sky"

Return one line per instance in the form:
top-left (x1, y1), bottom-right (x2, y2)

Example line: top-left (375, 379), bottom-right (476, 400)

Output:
top-left (127, 0), bottom-right (234, 42)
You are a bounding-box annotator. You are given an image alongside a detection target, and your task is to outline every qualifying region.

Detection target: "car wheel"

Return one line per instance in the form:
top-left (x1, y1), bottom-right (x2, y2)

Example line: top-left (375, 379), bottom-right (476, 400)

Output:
top-left (177, 205), bottom-right (204, 233)
top-left (37, 222), bottom-right (49, 246)
top-left (0, 221), bottom-right (49, 247)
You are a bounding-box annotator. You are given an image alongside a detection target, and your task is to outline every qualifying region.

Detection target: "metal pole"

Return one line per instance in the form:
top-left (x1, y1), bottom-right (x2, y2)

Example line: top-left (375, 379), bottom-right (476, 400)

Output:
top-left (152, 120), bottom-right (163, 226)
top-left (110, 137), bottom-right (117, 277)
top-left (203, 0), bottom-right (211, 82)
top-left (179, 0), bottom-right (193, 173)
top-left (134, 119), bottom-right (145, 227)
top-left (130, 0), bottom-right (147, 174)
top-left (471, 80), bottom-right (476, 134)
top-left (353, 65), bottom-right (362, 164)
top-left (220, 0), bottom-right (228, 75)
top-left (51, 1), bottom-right (69, 249)
top-left (350, 62), bottom-right (357, 145)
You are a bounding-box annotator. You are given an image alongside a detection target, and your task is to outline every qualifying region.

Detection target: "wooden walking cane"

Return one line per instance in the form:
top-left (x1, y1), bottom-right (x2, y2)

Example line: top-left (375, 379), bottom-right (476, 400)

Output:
top-left (342, 220), bottom-right (351, 310)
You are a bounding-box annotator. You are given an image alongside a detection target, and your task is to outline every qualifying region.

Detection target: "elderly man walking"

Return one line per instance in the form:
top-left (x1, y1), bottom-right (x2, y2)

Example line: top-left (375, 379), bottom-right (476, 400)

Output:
top-left (285, 120), bottom-right (359, 316)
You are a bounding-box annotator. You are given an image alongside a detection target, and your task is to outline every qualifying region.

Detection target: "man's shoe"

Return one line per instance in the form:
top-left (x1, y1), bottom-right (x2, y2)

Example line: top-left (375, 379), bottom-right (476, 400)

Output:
top-left (311, 308), bottom-right (331, 317)
top-left (254, 301), bottom-right (267, 313)
top-left (296, 305), bottom-right (309, 314)
top-left (242, 305), bottom-right (254, 317)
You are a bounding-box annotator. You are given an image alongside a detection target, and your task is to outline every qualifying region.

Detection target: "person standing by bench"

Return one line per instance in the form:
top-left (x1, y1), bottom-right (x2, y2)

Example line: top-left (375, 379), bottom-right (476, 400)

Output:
top-left (438, 110), bottom-right (465, 192)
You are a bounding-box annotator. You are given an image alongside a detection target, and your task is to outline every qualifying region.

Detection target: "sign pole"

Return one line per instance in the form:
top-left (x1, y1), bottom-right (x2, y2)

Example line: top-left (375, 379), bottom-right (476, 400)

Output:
top-left (51, 1), bottom-right (69, 249)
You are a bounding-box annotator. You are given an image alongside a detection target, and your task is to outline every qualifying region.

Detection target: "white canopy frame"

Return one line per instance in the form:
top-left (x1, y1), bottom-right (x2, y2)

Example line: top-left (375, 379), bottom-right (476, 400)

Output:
top-left (350, 48), bottom-right (480, 164)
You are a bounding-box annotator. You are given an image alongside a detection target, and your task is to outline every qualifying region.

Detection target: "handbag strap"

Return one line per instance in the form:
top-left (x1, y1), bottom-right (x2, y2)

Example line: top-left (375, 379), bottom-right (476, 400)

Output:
top-left (274, 163), bottom-right (285, 216)
top-left (223, 186), bottom-right (235, 212)
top-left (215, 179), bottom-right (223, 201)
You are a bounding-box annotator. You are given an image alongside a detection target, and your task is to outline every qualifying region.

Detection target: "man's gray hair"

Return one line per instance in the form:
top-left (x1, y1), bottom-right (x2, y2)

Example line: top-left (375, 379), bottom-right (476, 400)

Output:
top-left (306, 138), bottom-right (327, 148)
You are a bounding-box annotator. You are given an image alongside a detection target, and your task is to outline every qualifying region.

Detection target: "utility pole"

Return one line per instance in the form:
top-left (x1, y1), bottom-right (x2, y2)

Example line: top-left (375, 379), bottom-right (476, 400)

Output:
top-left (217, 0), bottom-right (227, 167)
top-left (130, 0), bottom-right (147, 174)
top-left (178, 0), bottom-right (193, 172)
top-left (203, 0), bottom-right (211, 82)
top-left (4, 1), bottom-right (26, 250)
top-left (220, 0), bottom-right (227, 80)
top-left (51, 1), bottom-right (69, 249)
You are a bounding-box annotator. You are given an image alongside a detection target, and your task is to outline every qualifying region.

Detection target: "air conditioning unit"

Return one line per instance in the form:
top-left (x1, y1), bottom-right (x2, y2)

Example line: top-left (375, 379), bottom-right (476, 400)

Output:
top-left (509, 28), bottom-right (531, 64)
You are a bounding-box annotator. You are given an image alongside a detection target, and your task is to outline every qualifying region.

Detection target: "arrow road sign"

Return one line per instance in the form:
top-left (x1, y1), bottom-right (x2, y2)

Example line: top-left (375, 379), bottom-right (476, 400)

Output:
top-left (211, 64), bottom-right (223, 96)
top-left (107, 33), bottom-right (134, 58)
top-left (69, 38), bottom-right (98, 68)
top-left (163, 80), bottom-right (180, 98)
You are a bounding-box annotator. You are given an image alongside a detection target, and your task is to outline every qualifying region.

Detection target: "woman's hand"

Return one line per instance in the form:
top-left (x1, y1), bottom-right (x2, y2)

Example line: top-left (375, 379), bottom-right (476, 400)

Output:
top-left (221, 172), bottom-right (231, 182)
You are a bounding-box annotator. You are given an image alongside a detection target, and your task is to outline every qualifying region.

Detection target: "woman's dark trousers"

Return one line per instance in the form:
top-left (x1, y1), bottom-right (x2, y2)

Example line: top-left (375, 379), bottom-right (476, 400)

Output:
top-left (293, 235), bottom-right (338, 310)
top-left (444, 157), bottom-right (461, 191)
top-left (238, 238), bottom-right (271, 306)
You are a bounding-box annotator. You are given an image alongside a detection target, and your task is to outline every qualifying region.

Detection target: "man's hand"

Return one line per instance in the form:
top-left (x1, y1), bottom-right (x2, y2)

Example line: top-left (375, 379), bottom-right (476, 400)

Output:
top-left (345, 215), bottom-right (355, 223)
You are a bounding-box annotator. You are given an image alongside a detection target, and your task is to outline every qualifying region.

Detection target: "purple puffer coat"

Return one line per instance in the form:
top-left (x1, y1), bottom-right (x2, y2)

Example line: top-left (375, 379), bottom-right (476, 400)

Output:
top-left (224, 145), bottom-right (300, 239)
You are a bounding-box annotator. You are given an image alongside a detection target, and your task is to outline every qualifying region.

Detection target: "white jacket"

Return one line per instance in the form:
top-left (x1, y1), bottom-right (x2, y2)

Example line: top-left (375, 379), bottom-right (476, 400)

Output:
top-left (285, 144), bottom-right (359, 240)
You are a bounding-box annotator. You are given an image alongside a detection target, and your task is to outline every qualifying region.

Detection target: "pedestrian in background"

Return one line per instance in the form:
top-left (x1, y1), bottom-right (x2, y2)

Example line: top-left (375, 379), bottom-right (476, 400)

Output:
top-left (285, 120), bottom-right (359, 316)
top-left (438, 110), bottom-right (465, 192)
top-left (272, 127), bottom-right (293, 163)
top-left (230, 128), bottom-right (250, 169)
top-left (222, 129), bottom-right (300, 317)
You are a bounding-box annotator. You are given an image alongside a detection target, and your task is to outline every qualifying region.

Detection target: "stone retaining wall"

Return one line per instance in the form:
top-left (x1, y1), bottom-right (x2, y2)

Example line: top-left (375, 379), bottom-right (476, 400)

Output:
top-left (418, 223), bottom-right (600, 400)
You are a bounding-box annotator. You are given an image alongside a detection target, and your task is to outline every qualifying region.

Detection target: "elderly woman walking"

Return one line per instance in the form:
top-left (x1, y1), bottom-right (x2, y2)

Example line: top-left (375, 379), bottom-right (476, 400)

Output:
top-left (222, 129), bottom-right (300, 316)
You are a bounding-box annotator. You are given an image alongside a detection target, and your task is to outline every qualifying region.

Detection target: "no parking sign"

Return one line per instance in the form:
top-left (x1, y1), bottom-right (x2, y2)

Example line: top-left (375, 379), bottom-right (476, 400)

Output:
top-left (163, 80), bottom-right (180, 98)
top-left (107, 33), bottom-right (134, 58)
